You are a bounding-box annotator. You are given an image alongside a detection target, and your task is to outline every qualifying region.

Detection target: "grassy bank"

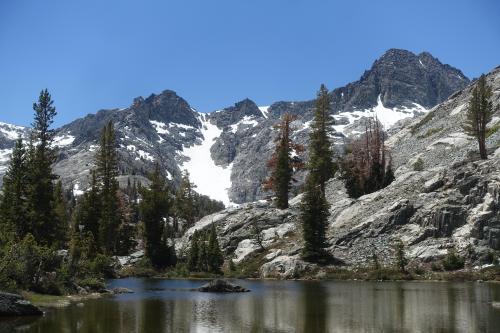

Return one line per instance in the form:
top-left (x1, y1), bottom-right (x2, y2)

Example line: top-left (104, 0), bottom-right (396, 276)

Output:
top-left (21, 291), bottom-right (106, 308)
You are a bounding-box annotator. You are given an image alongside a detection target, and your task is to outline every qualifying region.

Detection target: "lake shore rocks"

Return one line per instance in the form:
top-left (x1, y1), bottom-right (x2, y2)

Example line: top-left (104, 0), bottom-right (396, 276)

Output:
top-left (0, 292), bottom-right (43, 316)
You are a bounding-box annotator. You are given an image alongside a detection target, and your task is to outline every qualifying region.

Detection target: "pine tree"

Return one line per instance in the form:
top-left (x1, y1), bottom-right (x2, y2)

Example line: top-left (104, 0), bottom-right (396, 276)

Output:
top-left (207, 224), bottom-right (224, 273)
top-left (26, 89), bottom-right (60, 245)
top-left (463, 74), bottom-right (494, 159)
top-left (139, 164), bottom-right (175, 268)
top-left (263, 113), bottom-right (304, 209)
top-left (73, 170), bottom-right (102, 242)
top-left (300, 85), bottom-right (335, 262)
top-left (300, 177), bottom-right (330, 261)
top-left (52, 180), bottom-right (69, 248)
top-left (307, 84), bottom-right (336, 193)
top-left (175, 171), bottom-right (196, 228)
top-left (0, 138), bottom-right (28, 242)
top-left (187, 231), bottom-right (200, 271)
top-left (96, 121), bottom-right (121, 254)
top-left (197, 234), bottom-right (208, 272)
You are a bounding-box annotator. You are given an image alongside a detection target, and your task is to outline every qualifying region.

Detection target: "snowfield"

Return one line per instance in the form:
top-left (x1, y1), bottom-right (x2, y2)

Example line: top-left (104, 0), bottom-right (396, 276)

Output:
top-left (0, 122), bottom-right (25, 140)
top-left (333, 95), bottom-right (427, 134)
top-left (229, 116), bottom-right (259, 133)
top-left (182, 116), bottom-right (233, 206)
top-left (53, 134), bottom-right (75, 147)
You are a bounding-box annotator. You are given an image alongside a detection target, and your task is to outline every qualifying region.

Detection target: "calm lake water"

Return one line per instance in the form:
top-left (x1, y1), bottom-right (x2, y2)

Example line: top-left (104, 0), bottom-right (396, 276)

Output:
top-left (2, 278), bottom-right (500, 332)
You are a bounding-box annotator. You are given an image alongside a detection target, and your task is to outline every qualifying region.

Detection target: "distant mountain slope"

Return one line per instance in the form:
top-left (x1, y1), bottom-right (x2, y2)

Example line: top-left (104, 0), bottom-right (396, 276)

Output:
top-left (0, 49), bottom-right (471, 204)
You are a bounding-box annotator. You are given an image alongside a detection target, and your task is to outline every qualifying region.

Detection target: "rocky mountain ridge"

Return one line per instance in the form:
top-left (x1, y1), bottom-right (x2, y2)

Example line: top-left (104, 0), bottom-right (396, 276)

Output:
top-left (0, 49), bottom-right (470, 205)
top-left (176, 66), bottom-right (500, 278)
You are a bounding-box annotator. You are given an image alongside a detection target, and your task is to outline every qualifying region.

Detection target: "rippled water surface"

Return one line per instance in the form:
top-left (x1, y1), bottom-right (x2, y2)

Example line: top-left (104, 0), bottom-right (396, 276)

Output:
top-left (2, 278), bottom-right (500, 332)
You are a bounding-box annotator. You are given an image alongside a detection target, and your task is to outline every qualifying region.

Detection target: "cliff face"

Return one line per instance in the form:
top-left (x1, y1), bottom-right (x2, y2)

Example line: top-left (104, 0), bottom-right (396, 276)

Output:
top-left (177, 67), bottom-right (500, 278)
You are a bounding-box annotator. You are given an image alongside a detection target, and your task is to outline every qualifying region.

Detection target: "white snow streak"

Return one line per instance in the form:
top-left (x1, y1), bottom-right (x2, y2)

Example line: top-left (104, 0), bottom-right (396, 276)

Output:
top-left (182, 117), bottom-right (233, 206)
top-left (0, 122), bottom-right (24, 140)
top-left (73, 183), bottom-right (85, 196)
top-left (258, 106), bottom-right (270, 119)
top-left (53, 135), bottom-right (75, 147)
top-left (150, 120), bottom-right (170, 134)
top-left (229, 116), bottom-right (259, 133)
top-left (332, 95), bottom-right (427, 133)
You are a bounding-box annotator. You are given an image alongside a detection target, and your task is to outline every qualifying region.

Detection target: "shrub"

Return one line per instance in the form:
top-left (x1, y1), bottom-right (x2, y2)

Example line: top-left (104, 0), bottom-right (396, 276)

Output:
top-left (431, 262), bottom-right (442, 271)
top-left (393, 240), bottom-right (408, 272)
top-left (480, 251), bottom-right (499, 265)
top-left (412, 157), bottom-right (424, 171)
top-left (442, 248), bottom-right (465, 271)
top-left (411, 112), bottom-right (435, 134)
top-left (486, 122), bottom-right (500, 138)
top-left (417, 127), bottom-right (443, 139)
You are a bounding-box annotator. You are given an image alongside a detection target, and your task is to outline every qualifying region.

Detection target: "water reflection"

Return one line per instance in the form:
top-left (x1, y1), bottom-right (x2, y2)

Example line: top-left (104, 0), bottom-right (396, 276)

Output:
top-left (2, 279), bottom-right (499, 332)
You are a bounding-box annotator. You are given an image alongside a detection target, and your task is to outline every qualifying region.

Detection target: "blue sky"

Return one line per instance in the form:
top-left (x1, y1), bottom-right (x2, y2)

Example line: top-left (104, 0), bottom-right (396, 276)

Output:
top-left (0, 0), bottom-right (499, 127)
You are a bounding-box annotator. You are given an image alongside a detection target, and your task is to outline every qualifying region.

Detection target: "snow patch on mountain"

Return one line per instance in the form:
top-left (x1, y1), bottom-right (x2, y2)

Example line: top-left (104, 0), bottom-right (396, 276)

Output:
top-left (182, 117), bottom-right (233, 206)
top-left (53, 134), bottom-right (75, 147)
top-left (150, 120), bottom-right (170, 134)
top-left (73, 183), bottom-right (84, 196)
top-left (333, 95), bottom-right (427, 134)
top-left (258, 106), bottom-right (270, 119)
top-left (168, 123), bottom-right (196, 130)
top-left (229, 116), bottom-right (259, 134)
top-left (0, 122), bottom-right (25, 140)
top-left (136, 150), bottom-right (154, 162)
top-left (0, 149), bottom-right (12, 173)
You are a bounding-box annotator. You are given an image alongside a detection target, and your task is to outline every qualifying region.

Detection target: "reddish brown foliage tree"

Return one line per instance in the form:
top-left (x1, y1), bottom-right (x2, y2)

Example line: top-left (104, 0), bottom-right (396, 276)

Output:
top-left (263, 113), bottom-right (304, 208)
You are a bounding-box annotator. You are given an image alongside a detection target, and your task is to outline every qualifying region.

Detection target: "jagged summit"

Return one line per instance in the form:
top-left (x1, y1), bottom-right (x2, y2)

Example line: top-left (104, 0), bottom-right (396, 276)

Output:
top-left (331, 48), bottom-right (470, 112)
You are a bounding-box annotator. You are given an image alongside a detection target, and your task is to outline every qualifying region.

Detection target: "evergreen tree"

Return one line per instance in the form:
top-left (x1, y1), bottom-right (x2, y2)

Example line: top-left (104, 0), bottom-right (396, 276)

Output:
top-left (187, 230), bottom-right (200, 271)
top-left (139, 164), bottom-right (176, 268)
top-left (197, 235), bottom-right (208, 272)
top-left (175, 171), bottom-right (196, 228)
top-left (52, 180), bottom-right (69, 248)
top-left (207, 224), bottom-right (224, 273)
top-left (300, 177), bottom-right (330, 261)
top-left (0, 138), bottom-right (28, 242)
top-left (463, 74), bottom-right (494, 159)
top-left (393, 239), bottom-right (408, 272)
top-left (300, 85), bottom-right (336, 262)
top-left (96, 121), bottom-right (121, 254)
top-left (73, 170), bottom-right (101, 242)
top-left (307, 84), bottom-right (336, 193)
top-left (263, 113), bottom-right (304, 209)
top-left (26, 89), bottom-right (61, 245)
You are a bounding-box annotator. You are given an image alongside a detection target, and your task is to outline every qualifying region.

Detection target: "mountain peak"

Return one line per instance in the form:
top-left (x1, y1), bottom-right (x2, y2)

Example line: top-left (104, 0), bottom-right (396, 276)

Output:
top-left (332, 49), bottom-right (470, 111)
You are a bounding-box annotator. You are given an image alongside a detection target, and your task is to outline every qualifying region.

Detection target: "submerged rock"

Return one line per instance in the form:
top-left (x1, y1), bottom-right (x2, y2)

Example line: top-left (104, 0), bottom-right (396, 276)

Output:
top-left (0, 292), bottom-right (43, 316)
top-left (197, 279), bottom-right (250, 293)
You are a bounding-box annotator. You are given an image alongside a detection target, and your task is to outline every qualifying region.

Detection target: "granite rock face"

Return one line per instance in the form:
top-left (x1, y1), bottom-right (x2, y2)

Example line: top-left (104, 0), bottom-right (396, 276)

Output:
top-left (176, 67), bottom-right (500, 277)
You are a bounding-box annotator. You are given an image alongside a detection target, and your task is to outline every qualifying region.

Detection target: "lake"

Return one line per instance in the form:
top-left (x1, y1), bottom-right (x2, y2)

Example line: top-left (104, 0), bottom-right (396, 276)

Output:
top-left (2, 278), bottom-right (500, 332)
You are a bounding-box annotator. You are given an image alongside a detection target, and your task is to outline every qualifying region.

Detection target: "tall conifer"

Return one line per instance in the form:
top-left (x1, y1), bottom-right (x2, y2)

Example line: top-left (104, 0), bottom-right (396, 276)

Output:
top-left (300, 84), bottom-right (335, 262)
top-left (263, 113), bottom-right (304, 209)
top-left (0, 138), bottom-right (28, 241)
top-left (139, 164), bottom-right (175, 268)
top-left (26, 89), bottom-right (61, 245)
top-left (96, 121), bottom-right (121, 253)
top-left (463, 74), bottom-right (494, 159)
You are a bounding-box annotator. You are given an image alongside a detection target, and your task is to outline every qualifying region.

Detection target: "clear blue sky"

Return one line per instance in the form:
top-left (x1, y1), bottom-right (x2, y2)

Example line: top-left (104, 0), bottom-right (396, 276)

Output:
top-left (1, 0), bottom-right (499, 127)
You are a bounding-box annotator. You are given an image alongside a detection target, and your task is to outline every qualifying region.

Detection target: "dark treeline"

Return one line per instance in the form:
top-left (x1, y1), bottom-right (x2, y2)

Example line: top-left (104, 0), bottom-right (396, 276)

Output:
top-left (0, 90), bottom-right (225, 294)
